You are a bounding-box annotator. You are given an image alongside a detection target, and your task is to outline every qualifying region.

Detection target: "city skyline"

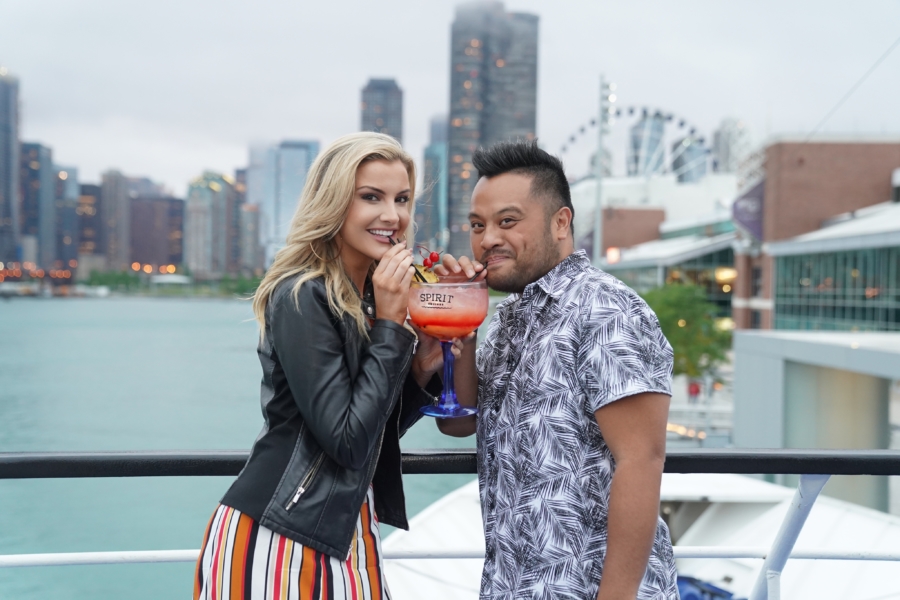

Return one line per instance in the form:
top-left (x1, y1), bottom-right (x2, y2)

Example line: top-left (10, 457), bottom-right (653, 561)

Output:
top-left (1, 1), bottom-right (898, 194)
top-left (1, 1), bottom-right (898, 276)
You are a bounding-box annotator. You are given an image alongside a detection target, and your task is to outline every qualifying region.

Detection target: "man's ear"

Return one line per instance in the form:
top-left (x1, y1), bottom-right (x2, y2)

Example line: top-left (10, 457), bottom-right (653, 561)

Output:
top-left (554, 207), bottom-right (573, 240)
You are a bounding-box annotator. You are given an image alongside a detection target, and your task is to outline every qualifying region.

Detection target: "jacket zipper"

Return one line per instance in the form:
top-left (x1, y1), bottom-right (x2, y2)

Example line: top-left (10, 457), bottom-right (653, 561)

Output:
top-left (285, 451), bottom-right (326, 511)
top-left (367, 345), bottom-right (413, 485)
top-left (368, 428), bottom-right (386, 486)
top-left (285, 343), bottom-right (413, 512)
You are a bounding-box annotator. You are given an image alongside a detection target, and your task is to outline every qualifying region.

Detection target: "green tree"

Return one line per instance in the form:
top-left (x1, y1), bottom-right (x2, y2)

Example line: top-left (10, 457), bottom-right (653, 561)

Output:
top-left (640, 283), bottom-right (731, 378)
top-left (86, 270), bottom-right (140, 291)
top-left (219, 274), bottom-right (262, 297)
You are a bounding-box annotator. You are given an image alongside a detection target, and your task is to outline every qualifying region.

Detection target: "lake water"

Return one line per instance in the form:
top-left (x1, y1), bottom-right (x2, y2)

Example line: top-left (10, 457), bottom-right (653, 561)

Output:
top-left (0, 297), bottom-right (476, 599)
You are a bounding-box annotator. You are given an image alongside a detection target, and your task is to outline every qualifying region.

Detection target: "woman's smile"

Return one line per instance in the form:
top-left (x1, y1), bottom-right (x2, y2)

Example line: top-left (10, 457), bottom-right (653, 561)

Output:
top-left (367, 228), bottom-right (398, 243)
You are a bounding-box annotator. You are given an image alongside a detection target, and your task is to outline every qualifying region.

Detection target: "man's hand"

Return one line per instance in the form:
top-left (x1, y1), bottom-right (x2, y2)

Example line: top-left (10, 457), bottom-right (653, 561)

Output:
top-left (594, 392), bottom-right (670, 600)
top-left (433, 253), bottom-right (486, 282)
top-left (428, 253), bottom-right (483, 438)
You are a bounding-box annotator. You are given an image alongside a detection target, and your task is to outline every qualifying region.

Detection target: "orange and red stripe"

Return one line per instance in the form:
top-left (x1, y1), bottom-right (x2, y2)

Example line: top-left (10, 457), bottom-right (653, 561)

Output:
top-left (194, 486), bottom-right (389, 600)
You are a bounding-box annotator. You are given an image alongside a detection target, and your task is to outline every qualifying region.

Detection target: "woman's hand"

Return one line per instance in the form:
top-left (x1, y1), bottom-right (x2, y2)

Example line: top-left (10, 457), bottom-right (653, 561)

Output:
top-left (372, 241), bottom-right (415, 326)
top-left (410, 326), bottom-right (469, 387)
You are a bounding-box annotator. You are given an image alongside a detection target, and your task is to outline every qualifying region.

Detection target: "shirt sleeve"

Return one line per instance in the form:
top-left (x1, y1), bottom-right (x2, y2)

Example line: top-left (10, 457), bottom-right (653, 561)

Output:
top-left (577, 287), bottom-right (673, 413)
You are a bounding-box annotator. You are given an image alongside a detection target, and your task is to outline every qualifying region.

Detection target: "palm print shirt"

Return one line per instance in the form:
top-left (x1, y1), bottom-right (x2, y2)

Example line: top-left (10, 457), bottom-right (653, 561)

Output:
top-left (475, 251), bottom-right (679, 600)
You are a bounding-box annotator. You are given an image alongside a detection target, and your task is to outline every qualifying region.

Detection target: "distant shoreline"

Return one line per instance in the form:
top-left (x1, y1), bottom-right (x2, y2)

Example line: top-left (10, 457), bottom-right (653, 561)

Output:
top-left (1, 291), bottom-right (252, 302)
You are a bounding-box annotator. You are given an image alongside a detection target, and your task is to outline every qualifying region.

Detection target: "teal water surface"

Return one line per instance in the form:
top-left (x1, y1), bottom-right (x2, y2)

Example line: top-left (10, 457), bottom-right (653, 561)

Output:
top-left (0, 297), bottom-right (476, 599)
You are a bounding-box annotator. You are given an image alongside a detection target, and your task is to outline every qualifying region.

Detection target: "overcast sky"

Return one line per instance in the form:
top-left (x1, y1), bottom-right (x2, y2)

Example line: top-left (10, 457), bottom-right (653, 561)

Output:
top-left (2, 0), bottom-right (899, 194)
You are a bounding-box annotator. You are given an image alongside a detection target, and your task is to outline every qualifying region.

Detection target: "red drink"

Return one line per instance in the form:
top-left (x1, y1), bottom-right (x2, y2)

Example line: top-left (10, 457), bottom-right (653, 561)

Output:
top-left (408, 278), bottom-right (488, 418)
top-left (407, 279), bottom-right (489, 340)
top-left (407, 306), bottom-right (487, 341)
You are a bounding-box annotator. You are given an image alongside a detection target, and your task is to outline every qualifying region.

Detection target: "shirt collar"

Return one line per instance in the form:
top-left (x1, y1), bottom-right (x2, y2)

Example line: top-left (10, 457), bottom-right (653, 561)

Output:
top-left (525, 250), bottom-right (591, 300)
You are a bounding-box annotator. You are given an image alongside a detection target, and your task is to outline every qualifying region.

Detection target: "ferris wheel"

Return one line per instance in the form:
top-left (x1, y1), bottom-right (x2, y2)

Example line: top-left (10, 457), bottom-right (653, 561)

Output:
top-left (558, 99), bottom-right (712, 182)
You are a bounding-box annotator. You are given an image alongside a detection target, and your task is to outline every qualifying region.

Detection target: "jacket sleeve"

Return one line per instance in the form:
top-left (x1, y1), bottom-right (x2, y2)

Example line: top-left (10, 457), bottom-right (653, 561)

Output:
top-left (398, 373), bottom-right (443, 437)
top-left (271, 280), bottom-right (416, 471)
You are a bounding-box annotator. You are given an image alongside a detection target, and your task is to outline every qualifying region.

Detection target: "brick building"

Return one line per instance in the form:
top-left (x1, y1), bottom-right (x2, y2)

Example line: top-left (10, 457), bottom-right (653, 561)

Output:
top-left (731, 135), bottom-right (900, 329)
top-left (601, 207), bottom-right (666, 255)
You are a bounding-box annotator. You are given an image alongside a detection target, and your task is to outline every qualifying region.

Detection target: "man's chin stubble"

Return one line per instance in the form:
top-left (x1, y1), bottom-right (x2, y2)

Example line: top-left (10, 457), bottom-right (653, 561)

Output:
top-left (486, 272), bottom-right (526, 294)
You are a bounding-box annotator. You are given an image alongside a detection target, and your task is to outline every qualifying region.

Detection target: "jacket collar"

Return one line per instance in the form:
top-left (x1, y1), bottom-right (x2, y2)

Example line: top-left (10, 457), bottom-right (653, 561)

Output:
top-left (351, 277), bottom-right (377, 320)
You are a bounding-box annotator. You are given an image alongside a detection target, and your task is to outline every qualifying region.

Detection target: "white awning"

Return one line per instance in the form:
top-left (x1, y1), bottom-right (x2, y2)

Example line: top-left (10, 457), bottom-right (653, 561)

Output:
top-left (601, 232), bottom-right (736, 271)
top-left (766, 202), bottom-right (900, 256)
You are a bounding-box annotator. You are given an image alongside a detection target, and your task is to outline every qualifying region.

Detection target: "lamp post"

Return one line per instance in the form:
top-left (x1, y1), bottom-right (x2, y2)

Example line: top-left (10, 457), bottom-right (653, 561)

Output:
top-left (592, 76), bottom-right (615, 265)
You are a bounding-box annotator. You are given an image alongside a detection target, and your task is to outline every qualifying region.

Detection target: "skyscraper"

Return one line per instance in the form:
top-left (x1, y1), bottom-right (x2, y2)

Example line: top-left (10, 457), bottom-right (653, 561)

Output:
top-left (54, 166), bottom-right (79, 269)
top-left (446, 1), bottom-right (538, 256)
top-left (245, 144), bottom-right (273, 254)
top-left (712, 118), bottom-right (751, 173)
top-left (360, 79), bottom-right (403, 143)
top-left (627, 113), bottom-right (666, 177)
top-left (231, 168), bottom-right (247, 274)
top-left (126, 176), bottom-right (166, 199)
top-left (20, 142), bottom-right (55, 268)
top-left (101, 170), bottom-right (130, 271)
top-left (244, 140), bottom-right (319, 265)
top-left (184, 171), bottom-right (239, 279)
top-left (416, 116), bottom-right (449, 250)
top-left (273, 141), bottom-right (318, 259)
top-left (0, 69), bottom-right (19, 263)
top-left (167, 197), bottom-right (184, 267)
top-left (76, 183), bottom-right (104, 279)
top-left (131, 196), bottom-right (183, 269)
top-left (239, 203), bottom-right (262, 275)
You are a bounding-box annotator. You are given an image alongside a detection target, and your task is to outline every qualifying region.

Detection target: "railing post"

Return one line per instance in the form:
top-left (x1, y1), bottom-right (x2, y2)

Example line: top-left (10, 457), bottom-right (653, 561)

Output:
top-left (766, 570), bottom-right (781, 600)
top-left (749, 474), bottom-right (830, 600)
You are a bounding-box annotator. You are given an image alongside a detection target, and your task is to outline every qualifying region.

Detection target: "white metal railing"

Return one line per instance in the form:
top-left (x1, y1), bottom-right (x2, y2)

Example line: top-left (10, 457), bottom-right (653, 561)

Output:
top-left (4, 475), bottom-right (894, 599)
top-left (749, 474), bottom-right (830, 600)
top-left (4, 451), bottom-right (900, 599)
top-left (4, 545), bottom-right (900, 568)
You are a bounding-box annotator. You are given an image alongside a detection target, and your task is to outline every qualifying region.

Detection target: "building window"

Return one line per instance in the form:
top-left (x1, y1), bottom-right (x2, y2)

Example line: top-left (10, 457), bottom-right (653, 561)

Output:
top-left (751, 266), bottom-right (762, 297)
top-left (750, 310), bottom-right (762, 329)
top-left (773, 247), bottom-right (900, 332)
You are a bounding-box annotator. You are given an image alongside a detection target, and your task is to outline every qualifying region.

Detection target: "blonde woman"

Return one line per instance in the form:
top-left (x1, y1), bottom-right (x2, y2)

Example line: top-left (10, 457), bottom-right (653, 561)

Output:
top-left (194, 133), bottom-right (451, 600)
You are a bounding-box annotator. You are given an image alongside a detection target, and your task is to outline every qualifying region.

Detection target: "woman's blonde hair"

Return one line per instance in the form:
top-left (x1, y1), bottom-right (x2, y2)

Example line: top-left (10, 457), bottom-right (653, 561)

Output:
top-left (252, 132), bottom-right (417, 334)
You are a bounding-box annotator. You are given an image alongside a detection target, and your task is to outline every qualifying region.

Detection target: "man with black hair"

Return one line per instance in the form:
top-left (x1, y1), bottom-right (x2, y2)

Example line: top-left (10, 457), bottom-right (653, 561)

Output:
top-left (436, 140), bottom-right (679, 599)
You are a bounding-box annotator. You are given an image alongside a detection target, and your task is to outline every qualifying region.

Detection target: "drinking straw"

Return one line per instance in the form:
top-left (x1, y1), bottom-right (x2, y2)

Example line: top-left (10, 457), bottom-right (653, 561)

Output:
top-left (388, 237), bottom-right (429, 283)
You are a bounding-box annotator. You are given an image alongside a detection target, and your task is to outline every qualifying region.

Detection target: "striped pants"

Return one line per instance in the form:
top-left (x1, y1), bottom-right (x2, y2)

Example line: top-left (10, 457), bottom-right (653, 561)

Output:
top-left (194, 486), bottom-right (391, 599)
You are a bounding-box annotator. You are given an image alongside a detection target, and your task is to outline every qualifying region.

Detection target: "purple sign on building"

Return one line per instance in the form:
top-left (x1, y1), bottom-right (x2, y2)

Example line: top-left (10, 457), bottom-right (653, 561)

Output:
top-left (732, 179), bottom-right (765, 240)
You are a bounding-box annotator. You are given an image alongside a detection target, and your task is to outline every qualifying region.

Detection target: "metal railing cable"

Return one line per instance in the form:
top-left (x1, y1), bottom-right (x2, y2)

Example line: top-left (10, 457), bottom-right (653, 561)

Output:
top-left (5, 547), bottom-right (900, 568)
top-left (2, 448), bottom-right (900, 479)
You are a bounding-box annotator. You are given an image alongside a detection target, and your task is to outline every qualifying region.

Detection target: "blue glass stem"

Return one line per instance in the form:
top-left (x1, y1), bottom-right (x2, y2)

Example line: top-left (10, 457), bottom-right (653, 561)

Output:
top-left (420, 340), bottom-right (478, 418)
top-left (440, 341), bottom-right (457, 411)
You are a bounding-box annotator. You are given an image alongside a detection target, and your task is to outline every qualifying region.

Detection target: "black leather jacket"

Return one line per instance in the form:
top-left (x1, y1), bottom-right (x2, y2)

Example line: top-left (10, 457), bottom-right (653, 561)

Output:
top-left (221, 274), bottom-right (440, 558)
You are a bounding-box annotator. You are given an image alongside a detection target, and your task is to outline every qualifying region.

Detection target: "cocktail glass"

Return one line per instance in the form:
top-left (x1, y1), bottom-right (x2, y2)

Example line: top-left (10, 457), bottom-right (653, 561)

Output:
top-left (408, 277), bottom-right (489, 418)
